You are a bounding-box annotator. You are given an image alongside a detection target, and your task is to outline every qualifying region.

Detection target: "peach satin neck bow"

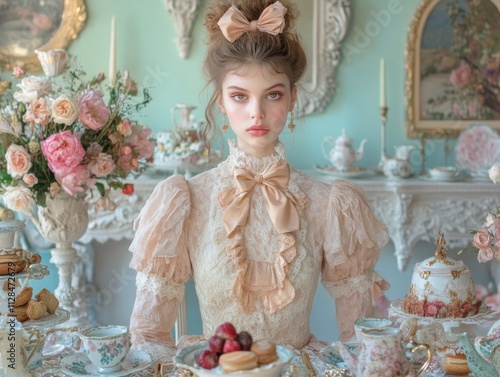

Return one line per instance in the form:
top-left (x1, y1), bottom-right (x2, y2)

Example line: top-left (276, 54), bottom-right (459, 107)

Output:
top-left (222, 160), bottom-right (299, 236)
top-left (217, 1), bottom-right (287, 42)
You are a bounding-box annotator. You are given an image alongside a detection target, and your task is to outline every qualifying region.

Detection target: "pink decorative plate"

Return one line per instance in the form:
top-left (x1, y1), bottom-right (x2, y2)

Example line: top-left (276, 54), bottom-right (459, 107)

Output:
top-left (455, 125), bottom-right (500, 176)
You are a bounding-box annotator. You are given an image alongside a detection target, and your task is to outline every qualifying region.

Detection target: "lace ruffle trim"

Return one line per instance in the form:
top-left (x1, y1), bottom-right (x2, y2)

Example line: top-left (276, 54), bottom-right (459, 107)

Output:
top-left (324, 268), bottom-right (389, 299)
top-left (136, 272), bottom-right (185, 301)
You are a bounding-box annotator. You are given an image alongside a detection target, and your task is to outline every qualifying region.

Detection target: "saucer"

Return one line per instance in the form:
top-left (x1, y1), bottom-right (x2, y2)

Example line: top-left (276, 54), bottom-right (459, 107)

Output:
top-left (419, 174), bottom-right (467, 182)
top-left (313, 165), bottom-right (375, 178)
top-left (60, 349), bottom-right (152, 376)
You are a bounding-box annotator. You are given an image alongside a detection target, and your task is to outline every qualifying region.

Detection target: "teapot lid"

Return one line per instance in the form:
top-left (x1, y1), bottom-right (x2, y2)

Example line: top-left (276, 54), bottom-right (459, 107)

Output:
top-left (335, 129), bottom-right (353, 145)
top-left (415, 230), bottom-right (466, 273)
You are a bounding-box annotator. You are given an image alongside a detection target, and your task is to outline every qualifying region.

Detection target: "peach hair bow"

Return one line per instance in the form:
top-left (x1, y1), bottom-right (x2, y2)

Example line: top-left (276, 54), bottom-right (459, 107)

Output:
top-left (217, 1), bottom-right (287, 43)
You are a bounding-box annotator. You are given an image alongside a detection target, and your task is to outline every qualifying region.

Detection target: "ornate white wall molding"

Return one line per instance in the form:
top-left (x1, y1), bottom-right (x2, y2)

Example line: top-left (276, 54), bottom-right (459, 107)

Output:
top-left (164, 0), bottom-right (200, 59)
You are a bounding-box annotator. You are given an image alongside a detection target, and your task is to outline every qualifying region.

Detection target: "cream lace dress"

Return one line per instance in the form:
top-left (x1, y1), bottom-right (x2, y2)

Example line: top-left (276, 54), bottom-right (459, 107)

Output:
top-left (129, 141), bottom-right (389, 362)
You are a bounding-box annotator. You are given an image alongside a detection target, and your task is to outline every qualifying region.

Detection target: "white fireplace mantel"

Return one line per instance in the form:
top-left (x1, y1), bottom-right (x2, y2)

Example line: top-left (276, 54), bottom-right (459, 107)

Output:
top-left (83, 171), bottom-right (500, 272)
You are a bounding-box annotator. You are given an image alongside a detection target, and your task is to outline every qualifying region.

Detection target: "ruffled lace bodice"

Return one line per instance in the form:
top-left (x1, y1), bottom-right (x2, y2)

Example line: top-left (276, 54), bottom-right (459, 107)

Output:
top-left (129, 140), bottom-right (389, 361)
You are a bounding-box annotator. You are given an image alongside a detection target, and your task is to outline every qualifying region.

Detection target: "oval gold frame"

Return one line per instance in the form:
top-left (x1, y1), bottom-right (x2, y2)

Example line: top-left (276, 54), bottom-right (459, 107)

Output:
top-left (405, 0), bottom-right (500, 139)
top-left (0, 0), bottom-right (87, 72)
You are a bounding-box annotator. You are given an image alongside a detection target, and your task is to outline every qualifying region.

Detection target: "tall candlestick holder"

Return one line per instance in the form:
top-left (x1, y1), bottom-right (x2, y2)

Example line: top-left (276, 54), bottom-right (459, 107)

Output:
top-left (379, 106), bottom-right (388, 170)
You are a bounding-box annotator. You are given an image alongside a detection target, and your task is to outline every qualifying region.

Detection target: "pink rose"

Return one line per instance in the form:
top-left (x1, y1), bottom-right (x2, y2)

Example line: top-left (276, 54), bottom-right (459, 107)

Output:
top-left (51, 95), bottom-right (78, 125)
top-left (424, 303), bottom-right (438, 317)
top-left (55, 165), bottom-right (95, 196)
top-left (41, 130), bottom-right (85, 173)
top-left (6, 144), bottom-right (32, 177)
top-left (23, 97), bottom-right (51, 126)
top-left (117, 154), bottom-right (133, 174)
top-left (78, 90), bottom-right (110, 131)
top-left (88, 153), bottom-right (116, 177)
top-left (13, 66), bottom-right (26, 78)
top-left (122, 146), bottom-right (132, 156)
top-left (473, 229), bottom-right (493, 249)
top-left (450, 60), bottom-right (472, 88)
top-left (478, 247), bottom-right (494, 263)
top-left (127, 125), bottom-right (154, 159)
top-left (22, 174), bottom-right (38, 187)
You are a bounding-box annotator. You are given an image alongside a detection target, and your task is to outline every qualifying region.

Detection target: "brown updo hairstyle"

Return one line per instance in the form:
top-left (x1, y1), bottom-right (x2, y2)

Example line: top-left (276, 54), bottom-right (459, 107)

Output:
top-left (202, 0), bottom-right (307, 150)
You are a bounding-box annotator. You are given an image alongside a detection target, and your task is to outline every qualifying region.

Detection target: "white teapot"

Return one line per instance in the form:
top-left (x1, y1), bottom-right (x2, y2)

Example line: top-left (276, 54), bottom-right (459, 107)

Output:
top-left (322, 129), bottom-right (367, 171)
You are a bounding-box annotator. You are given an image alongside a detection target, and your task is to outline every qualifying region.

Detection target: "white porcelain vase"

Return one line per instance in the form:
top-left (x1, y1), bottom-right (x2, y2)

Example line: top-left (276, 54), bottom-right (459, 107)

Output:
top-left (34, 49), bottom-right (68, 77)
top-left (35, 193), bottom-right (88, 322)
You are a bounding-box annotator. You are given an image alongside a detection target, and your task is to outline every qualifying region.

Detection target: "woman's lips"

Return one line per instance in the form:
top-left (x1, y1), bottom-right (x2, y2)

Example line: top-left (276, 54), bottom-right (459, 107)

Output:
top-left (247, 126), bottom-right (269, 136)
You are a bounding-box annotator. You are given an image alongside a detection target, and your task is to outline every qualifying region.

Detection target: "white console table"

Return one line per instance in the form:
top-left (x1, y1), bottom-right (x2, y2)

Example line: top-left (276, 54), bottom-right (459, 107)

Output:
top-left (82, 171), bottom-right (500, 273)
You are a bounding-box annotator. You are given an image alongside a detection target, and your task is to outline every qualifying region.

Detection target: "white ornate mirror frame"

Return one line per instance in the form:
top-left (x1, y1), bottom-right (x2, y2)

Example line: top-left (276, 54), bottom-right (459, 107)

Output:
top-left (296, 0), bottom-right (351, 117)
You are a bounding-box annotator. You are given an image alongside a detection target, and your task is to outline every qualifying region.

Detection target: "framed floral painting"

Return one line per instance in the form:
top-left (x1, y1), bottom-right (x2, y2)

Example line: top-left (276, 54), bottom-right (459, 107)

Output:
top-left (406, 0), bottom-right (500, 138)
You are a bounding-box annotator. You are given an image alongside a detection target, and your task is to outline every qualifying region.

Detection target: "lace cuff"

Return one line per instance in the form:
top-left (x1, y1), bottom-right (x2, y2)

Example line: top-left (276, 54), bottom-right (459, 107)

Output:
top-left (323, 268), bottom-right (388, 299)
top-left (131, 341), bottom-right (177, 363)
top-left (136, 272), bottom-right (185, 301)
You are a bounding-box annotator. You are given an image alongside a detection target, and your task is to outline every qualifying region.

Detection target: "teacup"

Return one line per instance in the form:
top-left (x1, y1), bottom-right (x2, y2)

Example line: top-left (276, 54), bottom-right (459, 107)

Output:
top-left (78, 325), bottom-right (130, 373)
top-left (354, 317), bottom-right (392, 342)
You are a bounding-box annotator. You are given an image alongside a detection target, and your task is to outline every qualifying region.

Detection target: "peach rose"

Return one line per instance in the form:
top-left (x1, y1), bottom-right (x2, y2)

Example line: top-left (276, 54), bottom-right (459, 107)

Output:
top-left (6, 144), bottom-right (32, 177)
top-left (473, 229), bottom-right (493, 249)
top-left (88, 153), bottom-right (116, 177)
top-left (51, 95), bottom-right (78, 125)
top-left (118, 119), bottom-right (131, 135)
top-left (22, 174), bottom-right (38, 187)
top-left (23, 97), bottom-right (51, 126)
top-left (2, 185), bottom-right (35, 216)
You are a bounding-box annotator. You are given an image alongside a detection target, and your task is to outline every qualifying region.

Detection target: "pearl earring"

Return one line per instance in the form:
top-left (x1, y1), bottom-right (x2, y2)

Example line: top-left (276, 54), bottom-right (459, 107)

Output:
top-left (221, 113), bottom-right (228, 134)
top-left (288, 111), bottom-right (295, 133)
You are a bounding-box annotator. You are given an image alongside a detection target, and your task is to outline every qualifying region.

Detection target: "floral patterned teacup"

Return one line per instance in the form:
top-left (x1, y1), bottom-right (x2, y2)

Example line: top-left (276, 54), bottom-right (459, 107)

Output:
top-left (78, 325), bottom-right (130, 373)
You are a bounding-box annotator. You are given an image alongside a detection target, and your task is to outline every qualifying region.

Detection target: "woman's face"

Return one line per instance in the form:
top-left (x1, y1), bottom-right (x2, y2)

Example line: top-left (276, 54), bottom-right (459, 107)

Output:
top-left (219, 63), bottom-right (296, 157)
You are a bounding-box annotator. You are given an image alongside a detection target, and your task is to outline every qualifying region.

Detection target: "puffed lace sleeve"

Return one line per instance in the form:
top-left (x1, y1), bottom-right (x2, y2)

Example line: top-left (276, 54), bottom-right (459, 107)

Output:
top-left (129, 175), bottom-right (192, 362)
top-left (321, 180), bottom-right (390, 341)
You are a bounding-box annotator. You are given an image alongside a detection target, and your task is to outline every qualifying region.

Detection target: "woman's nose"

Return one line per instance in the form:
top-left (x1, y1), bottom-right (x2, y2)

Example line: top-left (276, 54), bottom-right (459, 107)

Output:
top-left (250, 101), bottom-right (265, 120)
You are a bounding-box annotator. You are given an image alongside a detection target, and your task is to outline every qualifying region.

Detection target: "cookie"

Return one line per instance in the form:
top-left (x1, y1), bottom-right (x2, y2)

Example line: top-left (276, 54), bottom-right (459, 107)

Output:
top-left (219, 351), bottom-right (258, 372)
top-left (250, 340), bottom-right (277, 365)
top-left (35, 288), bottom-right (59, 314)
top-left (12, 305), bottom-right (29, 322)
top-left (15, 287), bottom-right (32, 307)
top-left (27, 300), bottom-right (47, 320)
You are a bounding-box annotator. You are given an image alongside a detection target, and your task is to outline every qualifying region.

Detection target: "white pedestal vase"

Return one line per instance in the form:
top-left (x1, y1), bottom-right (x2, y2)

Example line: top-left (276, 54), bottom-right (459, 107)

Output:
top-left (32, 193), bottom-right (89, 325)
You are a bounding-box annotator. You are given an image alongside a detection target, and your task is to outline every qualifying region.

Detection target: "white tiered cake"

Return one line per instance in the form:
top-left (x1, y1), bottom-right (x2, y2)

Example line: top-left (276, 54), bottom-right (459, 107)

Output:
top-left (402, 230), bottom-right (482, 318)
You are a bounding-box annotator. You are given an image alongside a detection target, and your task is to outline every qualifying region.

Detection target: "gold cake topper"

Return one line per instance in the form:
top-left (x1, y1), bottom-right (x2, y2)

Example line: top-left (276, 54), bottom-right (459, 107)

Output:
top-left (426, 230), bottom-right (453, 266)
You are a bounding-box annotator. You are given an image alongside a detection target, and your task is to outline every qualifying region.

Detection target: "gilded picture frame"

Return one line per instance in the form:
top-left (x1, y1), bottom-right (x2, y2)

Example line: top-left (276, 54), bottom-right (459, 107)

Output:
top-left (0, 0), bottom-right (87, 72)
top-left (406, 0), bottom-right (500, 138)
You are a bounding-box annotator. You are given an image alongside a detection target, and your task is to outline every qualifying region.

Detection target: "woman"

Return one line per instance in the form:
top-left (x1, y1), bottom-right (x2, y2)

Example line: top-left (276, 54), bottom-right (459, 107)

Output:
top-left (129, 0), bottom-right (389, 361)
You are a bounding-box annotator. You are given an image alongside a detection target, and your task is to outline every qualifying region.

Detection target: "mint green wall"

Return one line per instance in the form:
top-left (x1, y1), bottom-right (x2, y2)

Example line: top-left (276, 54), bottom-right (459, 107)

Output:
top-left (68, 0), bottom-right (450, 170)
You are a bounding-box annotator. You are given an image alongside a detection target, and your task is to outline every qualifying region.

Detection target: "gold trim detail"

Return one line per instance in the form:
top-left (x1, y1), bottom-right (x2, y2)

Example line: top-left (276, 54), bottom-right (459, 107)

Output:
top-left (451, 270), bottom-right (462, 279)
top-left (0, 0), bottom-right (87, 72)
top-left (420, 271), bottom-right (430, 280)
top-left (405, 0), bottom-right (500, 138)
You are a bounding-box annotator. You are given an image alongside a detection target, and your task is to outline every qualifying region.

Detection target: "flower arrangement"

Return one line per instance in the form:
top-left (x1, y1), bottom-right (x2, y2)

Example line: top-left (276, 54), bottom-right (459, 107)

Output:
top-left (0, 50), bottom-right (154, 216)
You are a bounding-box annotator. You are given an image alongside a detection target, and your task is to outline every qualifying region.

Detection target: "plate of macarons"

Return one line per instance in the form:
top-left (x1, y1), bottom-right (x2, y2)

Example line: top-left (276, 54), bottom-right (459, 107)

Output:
top-left (174, 323), bottom-right (295, 377)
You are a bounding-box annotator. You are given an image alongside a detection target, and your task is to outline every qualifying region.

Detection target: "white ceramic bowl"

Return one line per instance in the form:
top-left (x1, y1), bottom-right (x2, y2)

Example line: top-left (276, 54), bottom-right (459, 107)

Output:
top-left (174, 342), bottom-right (294, 377)
top-left (428, 166), bottom-right (459, 179)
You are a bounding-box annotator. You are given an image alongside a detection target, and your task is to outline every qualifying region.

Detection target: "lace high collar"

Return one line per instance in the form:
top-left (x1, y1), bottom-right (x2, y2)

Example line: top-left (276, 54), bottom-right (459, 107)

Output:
top-left (223, 139), bottom-right (287, 174)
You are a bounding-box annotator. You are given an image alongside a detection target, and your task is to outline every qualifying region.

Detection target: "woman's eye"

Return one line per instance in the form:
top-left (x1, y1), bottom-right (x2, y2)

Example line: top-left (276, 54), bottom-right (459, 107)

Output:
top-left (232, 94), bottom-right (246, 101)
top-left (268, 92), bottom-right (282, 100)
